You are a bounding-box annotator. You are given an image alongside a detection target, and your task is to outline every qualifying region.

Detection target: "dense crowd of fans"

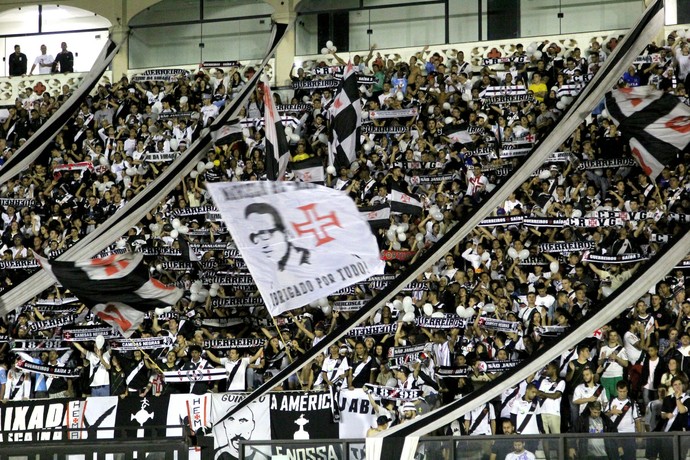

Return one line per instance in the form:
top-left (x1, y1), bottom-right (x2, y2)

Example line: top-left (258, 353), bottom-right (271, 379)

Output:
top-left (0, 26), bottom-right (690, 457)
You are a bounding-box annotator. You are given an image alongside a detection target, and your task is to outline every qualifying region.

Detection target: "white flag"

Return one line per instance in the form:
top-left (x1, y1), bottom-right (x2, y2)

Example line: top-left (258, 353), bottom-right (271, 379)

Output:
top-left (207, 182), bottom-right (385, 316)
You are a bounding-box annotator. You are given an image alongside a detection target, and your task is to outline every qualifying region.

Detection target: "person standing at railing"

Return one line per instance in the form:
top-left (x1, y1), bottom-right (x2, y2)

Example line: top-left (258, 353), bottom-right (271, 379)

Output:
top-left (52, 42), bottom-right (74, 73)
top-left (604, 381), bottom-right (642, 460)
top-left (8, 45), bottom-right (27, 77)
top-left (569, 401), bottom-right (616, 460)
top-left (654, 377), bottom-right (690, 460)
top-left (29, 44), bottom-right (53, 76)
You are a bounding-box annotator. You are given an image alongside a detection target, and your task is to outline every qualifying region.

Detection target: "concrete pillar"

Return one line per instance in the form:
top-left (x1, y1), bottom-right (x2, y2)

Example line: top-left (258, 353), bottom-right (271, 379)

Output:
top-left (110, 23), bottom-right (130, 82)
top-left (264, 0), bottom-right (299, 86)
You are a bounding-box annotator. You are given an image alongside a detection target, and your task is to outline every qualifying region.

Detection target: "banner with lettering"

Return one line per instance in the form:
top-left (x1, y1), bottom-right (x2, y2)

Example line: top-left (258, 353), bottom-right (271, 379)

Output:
top-left (337, 388), bottom-right (379, 439)
top-left (362, 125), bottom-right (407, 134)
top-left (368, 108), bottom-right (418, 119)
top-left (539, 241), bottom-right (595, 253)
top-left (436, 360), bottom-right (521, 377)
top-left (270, 391), bottom-right (339, 440)
top-left (203, 338), bottom-right (266, 349)
top-left (582, 252), bottom-right (647, 264)
top-left (109, 335), bottom-right (175, 351)
top-left (364, 384), bottom-right (423, 401)
top-left (131, 69), bottom-right (189, 82)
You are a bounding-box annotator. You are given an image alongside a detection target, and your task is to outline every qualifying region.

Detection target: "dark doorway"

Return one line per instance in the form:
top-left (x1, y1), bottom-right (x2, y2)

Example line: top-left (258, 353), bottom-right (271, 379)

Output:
top-left (487, 0), bottom-right (520, 40)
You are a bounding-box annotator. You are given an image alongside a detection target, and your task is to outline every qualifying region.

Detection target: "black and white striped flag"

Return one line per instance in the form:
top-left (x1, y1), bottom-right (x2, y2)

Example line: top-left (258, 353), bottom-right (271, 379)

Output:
top-left (329, 61), bottom-right (361, 170)
top-left (261, 82), bottom-right (290, 180)
top-left (292, 156), bottom-right (325, 184)
top-left (359, 203), bottom-right (391, 229)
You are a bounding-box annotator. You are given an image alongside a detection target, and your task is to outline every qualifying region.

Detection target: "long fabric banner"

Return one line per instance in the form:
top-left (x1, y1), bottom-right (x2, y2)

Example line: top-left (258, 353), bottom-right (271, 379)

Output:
top-left (364, 384), bottom-right (422, 401)
top-left (16, 360), bottom-right (81, 378)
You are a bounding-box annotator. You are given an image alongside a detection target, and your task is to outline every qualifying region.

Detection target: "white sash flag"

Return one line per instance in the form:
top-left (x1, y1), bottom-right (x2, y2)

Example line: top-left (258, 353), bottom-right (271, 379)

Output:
top-left (207, 182), bottom-right (385, 316)
top-left (261, 81), bottom-right (290, 180)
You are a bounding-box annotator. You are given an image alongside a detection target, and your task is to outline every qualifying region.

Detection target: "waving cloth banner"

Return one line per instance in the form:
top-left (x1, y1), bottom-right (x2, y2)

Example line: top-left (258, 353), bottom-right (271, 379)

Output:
top-left (35, 252), bottom-right (182, 337)
top-left (605, 86), bottom-right (690, 179)
top-left (206, 182), bottom-right (384, 316)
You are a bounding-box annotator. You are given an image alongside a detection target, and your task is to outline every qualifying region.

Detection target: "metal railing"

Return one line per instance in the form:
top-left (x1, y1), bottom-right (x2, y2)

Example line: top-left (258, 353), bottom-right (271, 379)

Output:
top-left (0, 426), bottom-right (191, 460)
top-left (240, 432), bottom-right (690, 460)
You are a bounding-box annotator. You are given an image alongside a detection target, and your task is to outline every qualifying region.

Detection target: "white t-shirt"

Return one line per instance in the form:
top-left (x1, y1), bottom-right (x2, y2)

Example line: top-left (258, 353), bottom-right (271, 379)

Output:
top-left (607, 397), bottom-right (639, 433)
top-left (572, 383), bottom-right (609, 414)
top-left (600, 344), bottom-right (628, 378)
top-left (537, 377), bottom-right (565, 416)
top-left (219, 357), bottom-right (250, 391)
top-left (623, 331), bottom-right (642, 365)
top-left (465, 403), bottom-right (495, 435)
top-left (511, 397), bottom-right (541, 434)
top-left (33, 54), bottom-right (54, 74)
top-left (506, 451), bottom-right (536, 460)
top-left (86, 350), bottom-right (111, 387)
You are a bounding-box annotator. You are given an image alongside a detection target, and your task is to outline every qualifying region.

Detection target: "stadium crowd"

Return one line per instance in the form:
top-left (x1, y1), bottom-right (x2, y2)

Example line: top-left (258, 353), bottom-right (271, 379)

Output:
top-left (0, 26), bottom-right (690, 459)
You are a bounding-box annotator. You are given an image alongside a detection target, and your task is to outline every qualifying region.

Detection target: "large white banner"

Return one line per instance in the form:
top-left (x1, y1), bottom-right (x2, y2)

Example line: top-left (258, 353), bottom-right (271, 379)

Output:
top-left (337, 388), bottom-right (379, 439)
top-left (207, 182), bottom-right (385, 316)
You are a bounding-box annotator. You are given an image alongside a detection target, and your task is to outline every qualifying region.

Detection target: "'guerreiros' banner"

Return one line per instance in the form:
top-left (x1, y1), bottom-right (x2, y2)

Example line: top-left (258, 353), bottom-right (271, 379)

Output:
top-left (206, 182), bottom-right (385, 316)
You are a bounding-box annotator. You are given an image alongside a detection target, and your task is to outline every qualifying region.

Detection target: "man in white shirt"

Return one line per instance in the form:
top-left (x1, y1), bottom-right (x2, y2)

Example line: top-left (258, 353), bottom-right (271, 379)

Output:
top-left (2, 357), bottom-right (31, 401)
top-left (200, 94), bottom-right (219, 126)
top-left (623, 320), bottom-right (646, 368)
top-left (534, 282), bottom-right (556, 317)
top-left (505, 440), bottom-right (536, 460)
top-left (597, 330), bottom-right (629, 399)
top-left (29, 44), bottom-right (53, 75)
top-left (511, 383), bottom-right (541, 452)
top-left (207, 347), bottom-right (264, 392)
top-left (499, 381), bottom-right (526, 423)
top-left (537, 362), bottom-right (565, 434)
top-left (572, 367), bottom-right (609, 416)
top-left (73, 341), bottom-right (111, 397)
top-left (605, 381), bottom-right (641, 460)
top-left (464, 402), bottom-right (496, 436)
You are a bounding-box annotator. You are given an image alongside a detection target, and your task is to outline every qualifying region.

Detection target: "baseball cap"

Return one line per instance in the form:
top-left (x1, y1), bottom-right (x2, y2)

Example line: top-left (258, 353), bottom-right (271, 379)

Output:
top-left (402, 402), bottom-right (416, 412)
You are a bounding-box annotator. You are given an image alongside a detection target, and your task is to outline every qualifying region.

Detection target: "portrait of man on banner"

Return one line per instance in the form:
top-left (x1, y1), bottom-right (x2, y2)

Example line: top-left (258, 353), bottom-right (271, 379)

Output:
top-left (245, 202), bottom-right (311, 273)
top-left (211, 393), bottom-right (270, 460)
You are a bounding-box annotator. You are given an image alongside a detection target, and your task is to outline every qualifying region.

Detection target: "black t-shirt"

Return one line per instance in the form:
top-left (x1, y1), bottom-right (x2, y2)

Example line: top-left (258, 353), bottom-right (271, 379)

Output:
top-left (350, 357), bottom-right (376, 388)
top-left (124, 357), bottom-right (150, 390)
top-left (658, 395), bottom-right (690, 431)
top-left (568, 359), bottom-right (592, 390)
top-left (490, 438), bottom-right (514, 460)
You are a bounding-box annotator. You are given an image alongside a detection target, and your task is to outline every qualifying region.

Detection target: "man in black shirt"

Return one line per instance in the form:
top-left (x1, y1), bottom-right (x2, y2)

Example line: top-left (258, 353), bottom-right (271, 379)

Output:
top-left (8, 45), bottom-right (27, 76)
top-left (53, 42), bottom-right (74, 73)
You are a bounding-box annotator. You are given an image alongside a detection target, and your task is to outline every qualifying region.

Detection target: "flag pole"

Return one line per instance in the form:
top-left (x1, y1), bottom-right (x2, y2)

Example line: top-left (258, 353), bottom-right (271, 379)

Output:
top-left (128, 337), bottom-right (165, 374)
top-left (269, 316), bottom-right (305, 388)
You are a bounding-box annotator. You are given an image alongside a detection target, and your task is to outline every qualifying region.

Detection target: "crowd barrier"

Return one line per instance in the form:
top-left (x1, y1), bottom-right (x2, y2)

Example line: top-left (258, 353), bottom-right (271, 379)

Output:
top-left (241, 432), bottom-right (690, 460)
